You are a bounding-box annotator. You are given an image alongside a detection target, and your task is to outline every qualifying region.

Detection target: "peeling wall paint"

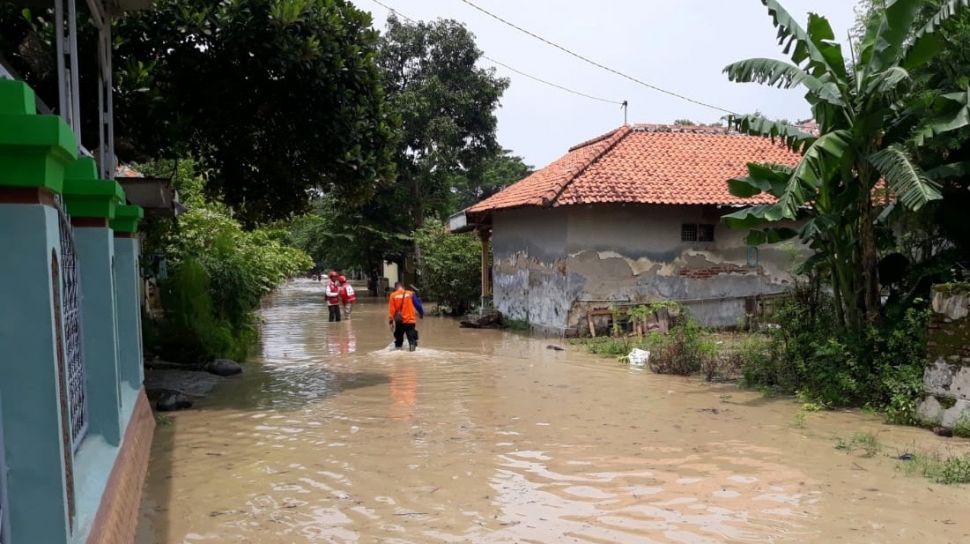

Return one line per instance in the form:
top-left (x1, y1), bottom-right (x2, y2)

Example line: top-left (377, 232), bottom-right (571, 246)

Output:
top-left (492, 204), bottom-right (805, 334)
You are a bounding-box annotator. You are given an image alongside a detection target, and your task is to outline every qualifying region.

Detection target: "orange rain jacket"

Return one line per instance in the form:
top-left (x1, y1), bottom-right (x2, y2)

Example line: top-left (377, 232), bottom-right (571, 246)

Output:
top-left (387, 288), bottom-right (418, 325)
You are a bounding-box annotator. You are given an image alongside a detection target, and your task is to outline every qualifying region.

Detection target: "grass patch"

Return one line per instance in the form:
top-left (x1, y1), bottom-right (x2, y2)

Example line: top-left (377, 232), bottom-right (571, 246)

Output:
top-left (155, 414), bottom-right (174, 427)
top-left (791, 411), bottom-right (807, 429)
top-left (503, 318), bottom-right (530, 331)
top-left (953, 415), bottom-right (970, 439)
top-left (900, 451), bottom-right (970, 484)
top-left (834, 432), bottom-right (881, 457)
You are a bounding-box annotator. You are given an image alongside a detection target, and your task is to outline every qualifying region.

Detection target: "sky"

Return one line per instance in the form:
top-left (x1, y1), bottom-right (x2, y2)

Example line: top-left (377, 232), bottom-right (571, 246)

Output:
top-left (356, 0), bottom-right (859, 168)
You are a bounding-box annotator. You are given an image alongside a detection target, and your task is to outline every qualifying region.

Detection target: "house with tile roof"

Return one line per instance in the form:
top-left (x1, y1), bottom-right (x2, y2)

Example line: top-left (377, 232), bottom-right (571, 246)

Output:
top-left (449, 124), bottom-right (806, 334)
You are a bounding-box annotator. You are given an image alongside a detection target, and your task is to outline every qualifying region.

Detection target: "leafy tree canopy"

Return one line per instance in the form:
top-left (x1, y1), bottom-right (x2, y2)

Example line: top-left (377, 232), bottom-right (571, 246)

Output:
top-left (1, 0), bottom-right (396, 223)
top-left (378, 14), bottom-right (509, 226)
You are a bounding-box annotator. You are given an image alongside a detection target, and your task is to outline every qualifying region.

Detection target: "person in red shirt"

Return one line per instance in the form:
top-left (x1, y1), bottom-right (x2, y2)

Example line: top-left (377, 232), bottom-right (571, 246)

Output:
top-left (338, 275), bottom-right (357, 318)
top-left (325, 271), bottom-right (342, 322)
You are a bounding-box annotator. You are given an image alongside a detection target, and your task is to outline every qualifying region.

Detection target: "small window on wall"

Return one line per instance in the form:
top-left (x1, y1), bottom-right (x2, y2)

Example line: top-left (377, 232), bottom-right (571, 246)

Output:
top-left (681, 223), bottom-right (715, 242)
top-left (681, 224), bottom-right (697, 242)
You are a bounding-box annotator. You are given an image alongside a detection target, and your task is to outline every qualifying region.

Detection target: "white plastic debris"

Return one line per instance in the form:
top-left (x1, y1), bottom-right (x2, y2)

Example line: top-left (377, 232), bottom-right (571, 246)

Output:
top-left (627, 348), bottom-right (651, 367)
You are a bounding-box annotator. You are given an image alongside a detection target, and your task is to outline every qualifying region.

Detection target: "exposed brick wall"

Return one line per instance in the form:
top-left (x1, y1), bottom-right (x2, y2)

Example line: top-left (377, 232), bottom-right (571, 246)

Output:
top-left (678, 264), bottom-right (758, 279)
top-left (86, 390), bottom-right (155, 544)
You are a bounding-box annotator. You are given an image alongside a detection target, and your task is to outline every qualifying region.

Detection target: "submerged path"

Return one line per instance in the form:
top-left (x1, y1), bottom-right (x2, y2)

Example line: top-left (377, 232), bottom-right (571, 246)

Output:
top-left (137, 280), bottom-right (970, 543)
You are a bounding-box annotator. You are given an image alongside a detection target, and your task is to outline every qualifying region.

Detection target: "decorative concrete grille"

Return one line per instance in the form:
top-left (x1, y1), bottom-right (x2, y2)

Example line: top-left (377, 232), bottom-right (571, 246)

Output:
top-left (55, 195), bottom-right (89, 450)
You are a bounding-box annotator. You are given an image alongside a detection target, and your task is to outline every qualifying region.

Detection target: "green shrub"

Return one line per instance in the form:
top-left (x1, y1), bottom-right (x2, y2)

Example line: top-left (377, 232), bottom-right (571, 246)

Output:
top-left (649, 317), bottom-right (717, 375)
top-left (954, 415), bottom-right (970, 439)
top-left (158, 259), bottom-right (241, 362)
top-left (901, 452), bottom-right (970, 484)
top-left (412, 218), bottom-right (480, 315)
top-left (738, 286), bottom-right (929, 415)
top-left (139, 159), bottom-right (312, 363)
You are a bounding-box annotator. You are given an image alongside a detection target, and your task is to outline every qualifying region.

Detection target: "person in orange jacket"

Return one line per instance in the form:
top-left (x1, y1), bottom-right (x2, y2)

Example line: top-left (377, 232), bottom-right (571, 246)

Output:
top-left (387, 282), bottom-right (423, 351)
top-left (325, 271), bottom-right (342, 322)
top-left (338, 275), bottom-right (356, 318)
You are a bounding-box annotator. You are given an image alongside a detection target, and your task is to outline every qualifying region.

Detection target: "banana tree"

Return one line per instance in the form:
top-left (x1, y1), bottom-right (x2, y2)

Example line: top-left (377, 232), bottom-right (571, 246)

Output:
top-left (723, 0), bottom-right (970, 335)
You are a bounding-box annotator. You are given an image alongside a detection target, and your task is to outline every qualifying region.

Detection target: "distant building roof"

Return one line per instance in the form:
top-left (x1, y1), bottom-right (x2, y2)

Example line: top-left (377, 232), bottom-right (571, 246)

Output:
top-left (465, 124), bottom-right (802, 220)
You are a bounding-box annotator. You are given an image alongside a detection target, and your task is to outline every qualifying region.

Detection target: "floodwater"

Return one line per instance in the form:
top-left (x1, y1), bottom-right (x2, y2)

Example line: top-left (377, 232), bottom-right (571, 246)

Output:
top-left (137, 280), bottom-right (970, 544)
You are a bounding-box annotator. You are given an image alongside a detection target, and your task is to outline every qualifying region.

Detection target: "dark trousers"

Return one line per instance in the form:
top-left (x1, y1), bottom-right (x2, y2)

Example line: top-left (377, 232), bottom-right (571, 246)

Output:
top-left (393, 322), bottom-right (418, 348)
top-left (328, 304), bottom-right (341, 322)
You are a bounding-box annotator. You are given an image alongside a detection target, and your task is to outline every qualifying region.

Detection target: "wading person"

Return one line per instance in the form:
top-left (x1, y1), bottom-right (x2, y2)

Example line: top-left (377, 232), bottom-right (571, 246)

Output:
top-left (325, 271), bottom-right (342, 322)
top-left (338, 275), bottom-right (356, 318)
top-left (387, 282), bottom-right (424, 351)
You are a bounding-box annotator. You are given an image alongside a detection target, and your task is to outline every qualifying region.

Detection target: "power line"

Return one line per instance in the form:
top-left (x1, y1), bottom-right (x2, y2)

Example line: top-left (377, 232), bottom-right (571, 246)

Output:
top-left (365, 0), bottom-right (624, 106)
top-left (481, 57), bottom-right (623, 105)
top-left (456, 0), bottom-right (737, 115)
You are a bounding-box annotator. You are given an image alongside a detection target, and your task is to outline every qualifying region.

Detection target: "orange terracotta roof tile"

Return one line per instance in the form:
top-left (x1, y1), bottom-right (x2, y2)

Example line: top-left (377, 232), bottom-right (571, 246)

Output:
top-left (467, 124), bottom-right (802, 217)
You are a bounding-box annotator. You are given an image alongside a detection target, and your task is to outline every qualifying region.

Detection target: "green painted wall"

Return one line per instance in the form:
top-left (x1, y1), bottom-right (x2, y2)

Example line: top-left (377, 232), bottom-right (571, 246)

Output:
top-left (73, 227), bottom-right (123, 447)
top-left (113, 237), bottom-right (143, 417)
top-left (0, 204), bottom-right (72, 544)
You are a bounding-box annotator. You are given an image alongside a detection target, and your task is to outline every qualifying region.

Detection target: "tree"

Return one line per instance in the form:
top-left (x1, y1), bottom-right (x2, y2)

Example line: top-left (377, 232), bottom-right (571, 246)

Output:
top-left (452, 150), bottom-right (531, 210)
top-left (378, 15), bottom-right (509, 226)
top-left (723, 0), bottom-right (970, 337)
top-left (412, 218), bottom-right (481, 315)
top-left (1, 0), bottom-right (395, 222)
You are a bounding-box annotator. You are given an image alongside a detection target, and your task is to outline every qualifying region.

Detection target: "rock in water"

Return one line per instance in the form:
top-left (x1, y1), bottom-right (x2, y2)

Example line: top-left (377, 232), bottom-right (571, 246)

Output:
top-left (206, 358), bottom-right (242, 376)
top-left (155, 390), bottom-right (193, 412)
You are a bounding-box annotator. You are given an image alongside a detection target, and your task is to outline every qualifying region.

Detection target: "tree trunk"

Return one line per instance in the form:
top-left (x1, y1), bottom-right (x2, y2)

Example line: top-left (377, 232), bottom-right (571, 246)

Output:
top-left (858, 172), bottom-right (881, 325)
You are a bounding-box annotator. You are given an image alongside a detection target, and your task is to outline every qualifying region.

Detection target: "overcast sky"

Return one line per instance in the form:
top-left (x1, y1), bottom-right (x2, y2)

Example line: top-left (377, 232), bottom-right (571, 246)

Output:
top-left (357, 0), bottom-right (858, 168)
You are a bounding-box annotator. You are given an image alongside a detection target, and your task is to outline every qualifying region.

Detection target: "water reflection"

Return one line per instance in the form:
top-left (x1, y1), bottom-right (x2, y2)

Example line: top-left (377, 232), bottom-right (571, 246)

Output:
top-left (138, 280), bottom-right (970, 544)
top-left (389, 365), bottom-right (418, 422)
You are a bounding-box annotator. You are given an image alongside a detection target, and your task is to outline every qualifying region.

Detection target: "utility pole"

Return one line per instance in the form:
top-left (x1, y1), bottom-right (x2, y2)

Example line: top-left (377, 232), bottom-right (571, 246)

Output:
top-left (621, 100), bottom-right (628, 125)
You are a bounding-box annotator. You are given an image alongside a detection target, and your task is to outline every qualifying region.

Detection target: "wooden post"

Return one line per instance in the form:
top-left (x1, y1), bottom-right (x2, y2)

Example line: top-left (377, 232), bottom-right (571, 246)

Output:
top-left (479, 229), bottom-right (492, 299)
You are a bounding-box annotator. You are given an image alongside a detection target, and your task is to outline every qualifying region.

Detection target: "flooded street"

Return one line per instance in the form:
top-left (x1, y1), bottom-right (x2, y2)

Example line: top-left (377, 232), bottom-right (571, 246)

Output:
top-left (137, 280), bottom-right (970, 543)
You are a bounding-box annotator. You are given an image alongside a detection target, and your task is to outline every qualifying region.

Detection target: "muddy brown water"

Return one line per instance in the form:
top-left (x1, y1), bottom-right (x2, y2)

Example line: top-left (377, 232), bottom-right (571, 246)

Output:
top-left (137, 280), bottom-right (970, 543)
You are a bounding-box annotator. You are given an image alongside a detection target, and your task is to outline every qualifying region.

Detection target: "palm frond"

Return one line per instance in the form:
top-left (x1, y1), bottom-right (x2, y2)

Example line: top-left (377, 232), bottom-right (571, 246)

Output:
top-left (727, 162), bottom-right (794, 199)
top-left (725, 58), bottom-right (845, 106)
top-left (909, 89), bottom-right (970, 146)
top-left (761, 0), bottom-right (845, 77)
top-left (926, 161), bottom-right (970, 180)
top-left (913, 0), bottom-right (970, 38)
top-left (722, 204), bottom-right (787, 230)
top-left (861, 66), bottom-right (912, 99)
top-left (727, 114), bottom-right (816, 153)
top-left (864, 0), bottom-right (927, 76)
top-left (868, 145), bottom-right (942, 210)
top-left (777, 130), bottom-right (853, 218)
top-left (724, 58), bottom-right (814, 88)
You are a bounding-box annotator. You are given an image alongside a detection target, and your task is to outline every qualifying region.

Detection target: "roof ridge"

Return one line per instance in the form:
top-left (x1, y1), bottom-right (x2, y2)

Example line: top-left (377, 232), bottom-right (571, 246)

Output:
top-left (541, 125), bottom-right (632, 207)
top-left (567, 126), bottom-right (623, 152)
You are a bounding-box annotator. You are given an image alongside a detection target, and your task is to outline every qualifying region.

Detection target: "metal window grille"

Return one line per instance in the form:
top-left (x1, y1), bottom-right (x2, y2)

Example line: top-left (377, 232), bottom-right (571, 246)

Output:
top-left (54, 195), bottom-right (89, 450)
top-left (681, 224), bottom-right (697, 242)
top-left (698, 224), bottom-right (715, 242)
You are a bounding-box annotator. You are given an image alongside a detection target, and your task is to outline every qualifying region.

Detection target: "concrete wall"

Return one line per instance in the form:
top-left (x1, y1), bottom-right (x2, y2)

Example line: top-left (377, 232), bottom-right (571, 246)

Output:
top-left (918, 285), bottom-right (970, 429)
top-left (492, 208), bottom-right (576, 334)
top-left (491, 204), bottom-right (803, 334)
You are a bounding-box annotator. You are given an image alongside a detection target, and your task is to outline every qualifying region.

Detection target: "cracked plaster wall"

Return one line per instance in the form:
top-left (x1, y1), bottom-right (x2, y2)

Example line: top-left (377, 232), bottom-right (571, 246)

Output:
top-left (492, 205), bottom-right (803, 334)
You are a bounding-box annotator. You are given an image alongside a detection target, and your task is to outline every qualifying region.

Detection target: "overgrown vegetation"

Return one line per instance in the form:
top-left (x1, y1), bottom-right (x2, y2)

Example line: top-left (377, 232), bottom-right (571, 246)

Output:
top-left (721, 0), bottom-right (970, 418)
top-left (578, 304), bottom-right (719, 377)
top-left (142, 160), bottom-right (312, 363)
top-left (737, 286), bottom-right (928, 418)
top-left (900, 451), bottom-right (970, 484)
top-left (412, 218), bottom-right (481, 315)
